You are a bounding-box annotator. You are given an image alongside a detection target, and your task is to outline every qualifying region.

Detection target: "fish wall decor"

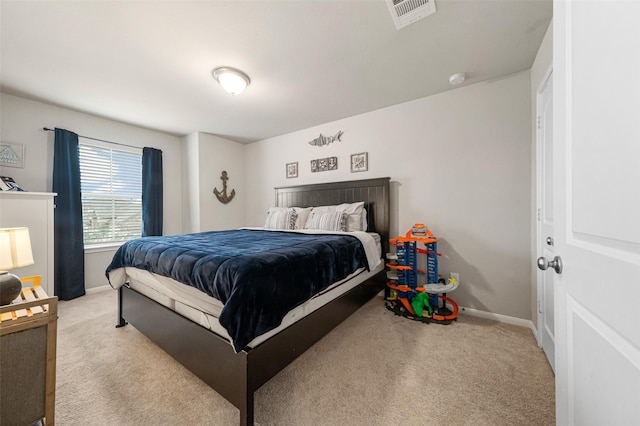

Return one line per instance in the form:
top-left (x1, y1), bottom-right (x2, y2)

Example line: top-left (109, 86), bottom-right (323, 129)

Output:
top-left (308, 131), bottom-right (343, 147)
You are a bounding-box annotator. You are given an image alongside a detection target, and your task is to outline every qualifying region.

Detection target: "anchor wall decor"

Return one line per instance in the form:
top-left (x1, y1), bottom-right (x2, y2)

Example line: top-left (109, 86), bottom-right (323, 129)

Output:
top-left (213, 170), bottom-right (236, 204)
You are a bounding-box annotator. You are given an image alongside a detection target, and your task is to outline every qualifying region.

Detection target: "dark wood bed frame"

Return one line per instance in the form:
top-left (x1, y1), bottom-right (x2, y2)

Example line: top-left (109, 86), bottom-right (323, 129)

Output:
top-left (116, 177), bottom-right (390, 425)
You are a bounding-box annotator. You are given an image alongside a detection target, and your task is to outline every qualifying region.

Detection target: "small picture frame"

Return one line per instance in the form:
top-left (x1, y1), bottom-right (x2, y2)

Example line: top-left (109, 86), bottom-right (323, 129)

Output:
top-left (311, 156), bottom-right (337, 173)
top-left (286, 162), bottom-right (298, 178)
top-left (350, 152), bottom-right (368, 173)
top-left (328, 156), bottom-right (338, 170)
top-left (0, 143), bottom-right (25, 168)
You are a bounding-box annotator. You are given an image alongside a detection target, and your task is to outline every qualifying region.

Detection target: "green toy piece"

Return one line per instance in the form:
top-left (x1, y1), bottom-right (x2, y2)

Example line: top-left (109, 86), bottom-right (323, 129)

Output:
top-left (410, 292), bottom-right (433, 317)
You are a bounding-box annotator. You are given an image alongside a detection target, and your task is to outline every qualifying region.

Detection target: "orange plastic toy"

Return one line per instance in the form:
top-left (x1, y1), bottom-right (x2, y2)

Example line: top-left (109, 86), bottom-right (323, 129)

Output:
top-left (385, 224), bottom-right (459, 324)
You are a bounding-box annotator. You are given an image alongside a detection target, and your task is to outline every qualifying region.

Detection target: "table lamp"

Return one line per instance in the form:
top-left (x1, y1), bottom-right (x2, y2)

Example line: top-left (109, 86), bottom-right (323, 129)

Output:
top-left (0, 227), bottom-right (34, 305)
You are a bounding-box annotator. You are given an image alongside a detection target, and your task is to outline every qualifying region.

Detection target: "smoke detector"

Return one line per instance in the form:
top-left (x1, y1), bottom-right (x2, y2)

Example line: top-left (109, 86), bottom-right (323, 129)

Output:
top-left (386, 0), bottom-right (437, 30)
top-left (449, 72), bottom-right (466, 86)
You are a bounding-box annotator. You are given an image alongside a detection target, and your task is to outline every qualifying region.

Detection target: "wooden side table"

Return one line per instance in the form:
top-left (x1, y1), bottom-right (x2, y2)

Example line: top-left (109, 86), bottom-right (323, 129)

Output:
top-left (0, 277), bottom-right (58, 426)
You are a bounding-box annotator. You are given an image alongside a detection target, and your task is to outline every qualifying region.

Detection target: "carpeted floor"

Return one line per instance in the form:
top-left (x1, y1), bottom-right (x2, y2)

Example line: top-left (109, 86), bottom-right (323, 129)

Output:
top-left (55, 290), bottom-right (555, 425)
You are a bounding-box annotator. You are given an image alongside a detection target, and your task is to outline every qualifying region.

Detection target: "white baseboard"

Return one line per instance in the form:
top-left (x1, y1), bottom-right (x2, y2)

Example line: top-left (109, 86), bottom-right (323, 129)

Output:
top-left (459, 305), bottom-right (537, 337)
top-left (85, 285), bottom-right (112, 294)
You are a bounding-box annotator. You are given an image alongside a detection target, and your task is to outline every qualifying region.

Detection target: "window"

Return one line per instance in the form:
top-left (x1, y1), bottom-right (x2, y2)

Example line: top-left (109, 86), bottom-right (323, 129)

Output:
top-left (79, 142), bottom-right (142, 245)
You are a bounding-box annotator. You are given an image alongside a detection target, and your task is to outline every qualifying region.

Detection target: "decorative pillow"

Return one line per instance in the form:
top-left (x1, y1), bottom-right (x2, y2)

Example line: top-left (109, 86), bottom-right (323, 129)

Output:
top-left (307, 210), bottom-right (348, 232)
top-left (306, 201), bottom-right (366, 231)
top-left (292, 207), bottom-right (312, 229)
top-left (337, 201), bottom-right (366, 232)
top-left (264, 208), bottom-right (297, 230)
top-left (361, 207), bottom-right (368, 232)
top-left (264, 207), bottom-right (312, 229)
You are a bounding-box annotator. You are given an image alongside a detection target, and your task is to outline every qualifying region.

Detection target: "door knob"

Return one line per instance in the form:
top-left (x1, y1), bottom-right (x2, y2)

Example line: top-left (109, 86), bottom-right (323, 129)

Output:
top-left (546, 236), bottom-right (554, 246)
top-left (537, 256), bottom-right (563, 274)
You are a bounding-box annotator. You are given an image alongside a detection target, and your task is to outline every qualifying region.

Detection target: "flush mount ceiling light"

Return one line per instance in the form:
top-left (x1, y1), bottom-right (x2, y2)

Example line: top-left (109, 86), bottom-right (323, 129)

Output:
top-left (449, 72), bottom-right (466, 86)
top-left (212, 67), bottom-right (251, 95)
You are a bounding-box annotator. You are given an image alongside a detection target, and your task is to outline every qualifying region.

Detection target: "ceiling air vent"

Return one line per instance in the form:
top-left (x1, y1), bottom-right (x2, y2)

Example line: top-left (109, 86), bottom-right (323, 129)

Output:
top-left (386, 0), bottom-right (437, 30)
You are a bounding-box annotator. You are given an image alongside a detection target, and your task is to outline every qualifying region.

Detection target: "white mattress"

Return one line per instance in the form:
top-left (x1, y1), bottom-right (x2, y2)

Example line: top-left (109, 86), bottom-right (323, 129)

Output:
top-left (122, 232), bottom-right (383, 349)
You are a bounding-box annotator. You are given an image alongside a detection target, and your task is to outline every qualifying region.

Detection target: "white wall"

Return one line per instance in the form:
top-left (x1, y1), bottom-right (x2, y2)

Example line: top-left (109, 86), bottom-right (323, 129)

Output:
top-left (196, 132), bottom-right (245, 231)
top-left (182, 131), bottom-right (200, 233)
top-left (0, 93), bottom-right (183, 291)
top-left (181, 131), bottom-right (245, 233)
top-left (530, 22), bottom-right (553, 327)
top-left (246, 71), bottom-right (533, 320)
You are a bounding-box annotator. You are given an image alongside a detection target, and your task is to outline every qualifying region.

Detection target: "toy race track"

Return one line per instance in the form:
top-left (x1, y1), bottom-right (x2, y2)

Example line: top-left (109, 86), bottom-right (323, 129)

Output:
top-left (385, 224), bottom-right (459, 324)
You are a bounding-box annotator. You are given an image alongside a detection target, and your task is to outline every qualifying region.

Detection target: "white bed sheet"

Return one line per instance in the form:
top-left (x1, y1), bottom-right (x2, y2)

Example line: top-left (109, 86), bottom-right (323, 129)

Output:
top-left (121, 232), bottom-right (382, 349)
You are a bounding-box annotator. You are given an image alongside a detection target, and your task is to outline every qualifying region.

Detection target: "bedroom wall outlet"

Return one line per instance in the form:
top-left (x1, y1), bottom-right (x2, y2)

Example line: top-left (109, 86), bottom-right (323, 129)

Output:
top-left (450, 272), bottom-right (460, 284)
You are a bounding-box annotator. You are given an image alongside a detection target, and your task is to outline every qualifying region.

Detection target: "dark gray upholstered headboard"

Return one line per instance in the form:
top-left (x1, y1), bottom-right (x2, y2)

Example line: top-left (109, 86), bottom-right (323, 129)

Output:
top-left (275, 177), bottom-right (390, 255)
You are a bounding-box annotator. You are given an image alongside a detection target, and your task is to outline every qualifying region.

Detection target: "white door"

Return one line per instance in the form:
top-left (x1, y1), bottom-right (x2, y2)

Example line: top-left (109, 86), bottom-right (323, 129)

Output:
top-left (536, 72), bottom-right (555, 372)
top-left (554, 2), bottom-right (640, 425)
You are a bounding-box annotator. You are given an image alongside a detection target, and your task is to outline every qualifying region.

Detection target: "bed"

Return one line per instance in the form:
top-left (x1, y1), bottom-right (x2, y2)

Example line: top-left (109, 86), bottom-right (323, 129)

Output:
top-left (109, 177), bottom-right (390, 425)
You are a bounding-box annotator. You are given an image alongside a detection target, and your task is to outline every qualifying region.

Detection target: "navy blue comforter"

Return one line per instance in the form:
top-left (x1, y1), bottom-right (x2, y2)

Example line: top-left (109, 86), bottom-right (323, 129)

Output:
top-left (106, 229), bottom-right (369, 351)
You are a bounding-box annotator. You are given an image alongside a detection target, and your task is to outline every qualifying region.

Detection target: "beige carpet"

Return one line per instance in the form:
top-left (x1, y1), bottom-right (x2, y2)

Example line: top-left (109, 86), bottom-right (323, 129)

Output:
top-left (55, 290), bottom-right (555, 425)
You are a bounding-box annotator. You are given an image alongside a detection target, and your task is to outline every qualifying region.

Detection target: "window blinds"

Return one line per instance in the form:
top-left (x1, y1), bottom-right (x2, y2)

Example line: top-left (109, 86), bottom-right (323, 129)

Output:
top-left (79, 143), bottom-right (142, 244)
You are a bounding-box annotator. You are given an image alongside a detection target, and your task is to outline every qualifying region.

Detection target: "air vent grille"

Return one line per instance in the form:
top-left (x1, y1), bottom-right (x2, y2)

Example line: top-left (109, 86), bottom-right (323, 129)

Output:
top-left (386, 0), bottom-right (436, 30)
top-left (393, 0), bottom-right (428, 17)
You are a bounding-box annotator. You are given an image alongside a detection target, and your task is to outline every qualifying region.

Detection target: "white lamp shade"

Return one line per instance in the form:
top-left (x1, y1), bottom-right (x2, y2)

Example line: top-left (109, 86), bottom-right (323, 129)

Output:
top-left (0, 227), bottom-right (34, 270)
top-left (212, 67), bottom-right (250, 95)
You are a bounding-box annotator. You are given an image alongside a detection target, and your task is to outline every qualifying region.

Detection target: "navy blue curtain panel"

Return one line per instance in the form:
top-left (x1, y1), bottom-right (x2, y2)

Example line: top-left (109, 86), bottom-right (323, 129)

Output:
top-left (52, 128), bottom-right (86, 300)
top-left (142, 147), bottom-right (163, 237)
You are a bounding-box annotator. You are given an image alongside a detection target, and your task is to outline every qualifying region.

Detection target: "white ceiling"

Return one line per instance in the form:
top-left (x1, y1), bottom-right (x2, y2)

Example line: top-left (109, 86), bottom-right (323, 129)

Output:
top-left (0, 0), bottom-right (552, 144)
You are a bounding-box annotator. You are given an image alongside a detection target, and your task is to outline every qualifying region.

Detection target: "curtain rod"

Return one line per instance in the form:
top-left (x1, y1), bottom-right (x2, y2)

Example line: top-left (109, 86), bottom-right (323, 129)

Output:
top-left (42, 127), bottom-right (140, 150)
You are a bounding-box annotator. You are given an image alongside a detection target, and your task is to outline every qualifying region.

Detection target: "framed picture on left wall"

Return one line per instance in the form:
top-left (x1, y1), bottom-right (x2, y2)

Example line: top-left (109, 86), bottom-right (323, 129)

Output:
top-left (0, 143), bottom-right (25, 168)
top-left (286, 162), bottom-right (298, 178)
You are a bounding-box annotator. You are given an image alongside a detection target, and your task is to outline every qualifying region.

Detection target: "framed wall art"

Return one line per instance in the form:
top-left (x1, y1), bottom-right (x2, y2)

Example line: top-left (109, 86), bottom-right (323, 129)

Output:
top-left (311, 156), bottom-right (337, 173)
top-left (286, 162), bottom-right (298, 178)
top-left (350, 152), bottom-right (368, 173)
top-left (0, 143), bottom-right (25, 168)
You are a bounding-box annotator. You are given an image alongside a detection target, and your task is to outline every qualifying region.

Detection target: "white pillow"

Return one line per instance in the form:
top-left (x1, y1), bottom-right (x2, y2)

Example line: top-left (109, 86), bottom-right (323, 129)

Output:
top-left (265, 207), bottom-right (313, 229)
top-left (306, 201), bottom-right (366, 231)
top-left (361, 207), bottom-right (368, 231)
top-left (292, 207), bottom-right (312, 229)
top-left (264, 208), bottom-right (297, 230)
top-left (339, 201), bottom-right (366, 232)
top-left (307, 210), bottom-right (348, 232)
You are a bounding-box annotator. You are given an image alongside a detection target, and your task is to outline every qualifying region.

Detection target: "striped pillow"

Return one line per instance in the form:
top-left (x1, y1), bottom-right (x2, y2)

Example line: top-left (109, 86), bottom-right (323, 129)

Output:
top-left (264, 208), bottom-right (298, 230)
top-left (308, 210), bottom-right (348, 232)
top-left (304, 202), bottom-right (366, 231)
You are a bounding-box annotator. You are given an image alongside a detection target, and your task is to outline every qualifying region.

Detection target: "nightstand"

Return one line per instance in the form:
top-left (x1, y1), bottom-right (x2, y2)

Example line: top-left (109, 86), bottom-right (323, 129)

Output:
top-left (0, 277), bottom-right (58, 426)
